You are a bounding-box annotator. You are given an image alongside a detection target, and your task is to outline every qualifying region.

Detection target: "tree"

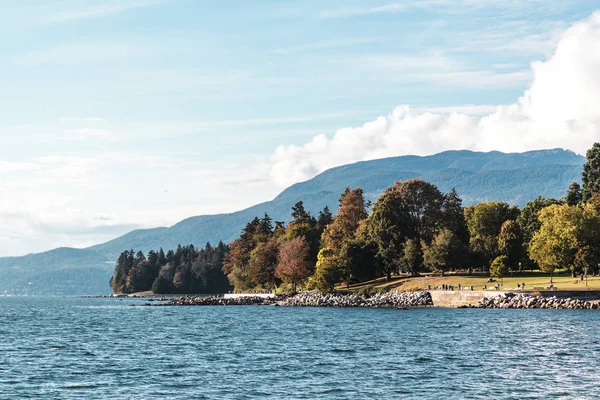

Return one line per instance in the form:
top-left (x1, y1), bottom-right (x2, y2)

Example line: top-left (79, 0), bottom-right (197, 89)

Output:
top-left (574, 246), bottom-right (600, 277)
top-left (367, 179), bottom-right (446, 279)
top-left (286, 202), bottom-right (319, 264)
top-left (517, 197), bottom-right (562, 269)
top-left (490, 255), bottom-right (509, 279)
top-left (465, 202), bottom-right (519, 269)
top-left (291, 201), bottom-right (315, 225)
top-left (528, 204), bottom-right (600, 274)
top-left (316, 188), bottom-right (369, 282)
top-left (222, 218), bottom-right (264, 292)
top-left (423, 229), bottom-right (468, 275)
top-left (152, 264), bottom-right (176, 294)
top-left (566, 182), bottom-right (582, 206)
top-left (309, 248), bottom-right (340, 293)
top-left (316, 206), bottom-right (333, 233)
top-left (321, 188), bottom-right (368, 253)
top-left (582, 142), bottom-right (600, 201)
top-left (256, 213), bottom-right (274, 238)
top-left (275, 237), bottom-right (312, 292)
top-left (248, 239), bottom-right (279, 289)
top-left (223, 238), bottom-right (255, 292)
top-left (393, 179), bottom-right (445, 243)
top-left (151, 275), bottom-right (172, 294)
top-left (498, 220), bottom-right (523, 270)
top-left (191, 242), bottom-right (232, 294)
top-left (441, 188), bottom-right (469, 243)
top-left (158, 248), bottom-right (167, 267)
top-left (402, 238), bottom-right (423, 276)
top-left (339, 240), bottom-right (380, 283)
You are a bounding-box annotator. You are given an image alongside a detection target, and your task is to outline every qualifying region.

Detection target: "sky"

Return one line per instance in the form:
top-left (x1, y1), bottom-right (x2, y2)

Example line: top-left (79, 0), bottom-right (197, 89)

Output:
top-left (1, 0), bottom-right (600, 256)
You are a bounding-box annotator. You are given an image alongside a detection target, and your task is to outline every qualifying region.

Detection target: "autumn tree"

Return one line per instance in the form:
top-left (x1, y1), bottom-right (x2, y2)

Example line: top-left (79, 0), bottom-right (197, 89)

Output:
top-left (286, 201), bottom-right (320, 264)
top-left (321, 188), bottom-right (368, 253)
top-left (316, 188), bottom-right (370, 284)
top-left (275, 237), bottom-right (312, 292)
top-left (248, 238), bottom-right (279, 290)
top-left (223, 215), bottom-right (274, 291)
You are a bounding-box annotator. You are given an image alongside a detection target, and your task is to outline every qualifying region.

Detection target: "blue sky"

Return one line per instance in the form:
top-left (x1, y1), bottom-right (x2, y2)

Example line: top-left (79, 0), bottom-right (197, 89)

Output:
top-left (1, 0), bottom-right (600, 256)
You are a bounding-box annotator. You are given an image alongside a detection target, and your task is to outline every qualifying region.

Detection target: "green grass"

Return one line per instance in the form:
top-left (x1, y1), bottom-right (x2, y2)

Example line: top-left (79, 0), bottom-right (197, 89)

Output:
top-left (337, 273), bottom-right (600, 293)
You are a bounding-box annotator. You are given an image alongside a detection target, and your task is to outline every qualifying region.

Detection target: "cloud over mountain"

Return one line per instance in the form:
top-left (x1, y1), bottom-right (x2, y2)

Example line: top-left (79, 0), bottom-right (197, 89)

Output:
top-left (268, 12), bottom-right (600, 187)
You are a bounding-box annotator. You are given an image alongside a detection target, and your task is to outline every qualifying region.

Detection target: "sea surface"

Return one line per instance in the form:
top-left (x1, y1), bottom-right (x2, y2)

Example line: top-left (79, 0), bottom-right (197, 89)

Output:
top-left (1, 296), bottom-right (600, 399)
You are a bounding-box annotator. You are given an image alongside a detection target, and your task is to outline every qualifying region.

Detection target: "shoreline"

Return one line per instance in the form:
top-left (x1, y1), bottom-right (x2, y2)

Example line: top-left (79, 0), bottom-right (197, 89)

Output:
top-left (112, 291), bottom-right (600, 310)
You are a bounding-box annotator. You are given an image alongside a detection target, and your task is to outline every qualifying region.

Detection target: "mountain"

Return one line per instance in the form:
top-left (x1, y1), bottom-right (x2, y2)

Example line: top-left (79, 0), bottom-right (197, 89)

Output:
top-left (0, 149), bottom-right (585, 295)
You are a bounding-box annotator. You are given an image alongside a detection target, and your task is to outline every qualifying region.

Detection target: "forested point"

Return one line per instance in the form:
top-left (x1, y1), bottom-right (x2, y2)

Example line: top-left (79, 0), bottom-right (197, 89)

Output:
top-left (110, 242), bottom-right (230, 294)
top-left (110, 143), bottom-right (600, 295)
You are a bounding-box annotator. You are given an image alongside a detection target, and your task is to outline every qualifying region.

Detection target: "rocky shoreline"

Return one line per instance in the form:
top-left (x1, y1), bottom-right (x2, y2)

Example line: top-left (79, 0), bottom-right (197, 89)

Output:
top-left (141, 291), bottom-right (433, 308)
top-left (473, 293), bottom-right (599, 310)
top-left (106, 290), bottom-right (600, 310)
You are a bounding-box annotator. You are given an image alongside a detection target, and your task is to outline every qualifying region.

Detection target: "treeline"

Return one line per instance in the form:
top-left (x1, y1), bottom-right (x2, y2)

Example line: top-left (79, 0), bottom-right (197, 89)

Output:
top-left (223, 143), bottom-right (600, 292)
top-left (110, 242), bottom-right (230, 294)
top-left (111, 143), bottom-right (600, 294)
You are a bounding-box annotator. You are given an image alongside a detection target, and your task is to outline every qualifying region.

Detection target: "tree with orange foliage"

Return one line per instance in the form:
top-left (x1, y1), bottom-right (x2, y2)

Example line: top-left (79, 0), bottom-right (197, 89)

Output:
top-left (275, 237), bottom-right (312, 292)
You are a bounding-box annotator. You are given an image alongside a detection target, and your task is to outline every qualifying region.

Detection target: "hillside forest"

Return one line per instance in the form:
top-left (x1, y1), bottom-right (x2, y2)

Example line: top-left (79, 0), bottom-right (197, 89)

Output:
top-left (110, 143), bottom-right (600, 294)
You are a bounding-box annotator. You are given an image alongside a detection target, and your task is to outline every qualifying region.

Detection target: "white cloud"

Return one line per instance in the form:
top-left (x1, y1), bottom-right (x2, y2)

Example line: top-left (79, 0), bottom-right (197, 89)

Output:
top-left (267, 12), bottom-right (600, 187)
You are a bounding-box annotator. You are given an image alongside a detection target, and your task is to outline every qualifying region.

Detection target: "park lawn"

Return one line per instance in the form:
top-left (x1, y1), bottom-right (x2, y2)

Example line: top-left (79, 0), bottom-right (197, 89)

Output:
top-left (337, 274), bottom-right (600, 292)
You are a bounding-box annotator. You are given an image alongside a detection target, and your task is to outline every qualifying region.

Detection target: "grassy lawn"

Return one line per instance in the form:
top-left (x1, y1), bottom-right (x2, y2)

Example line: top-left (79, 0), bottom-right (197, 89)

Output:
top-left (337, 274), bottom-right (600, 293)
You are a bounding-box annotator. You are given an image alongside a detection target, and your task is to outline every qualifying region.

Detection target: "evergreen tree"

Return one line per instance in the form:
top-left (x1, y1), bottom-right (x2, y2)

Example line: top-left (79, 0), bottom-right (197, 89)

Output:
top-left (158, 248), bottom-right (166, 266)
top-left (566, 182), bottom-right (582, 206)
top-left (582, 143), bottom-right (600, 201)
top-left (442, 188), bottom-right (469, 243)
top-left (316, 206), bottom-right (333, 233)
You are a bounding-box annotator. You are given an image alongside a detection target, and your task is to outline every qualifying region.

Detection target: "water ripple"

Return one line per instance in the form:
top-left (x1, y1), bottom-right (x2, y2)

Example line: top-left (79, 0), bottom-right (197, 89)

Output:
top-left (1, 297), bottom-right (600, 399)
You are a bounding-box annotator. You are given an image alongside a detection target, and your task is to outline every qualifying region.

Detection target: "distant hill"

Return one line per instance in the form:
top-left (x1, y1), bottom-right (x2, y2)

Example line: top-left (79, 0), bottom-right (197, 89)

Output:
top-left (0, 148), bottom-right (585, 295)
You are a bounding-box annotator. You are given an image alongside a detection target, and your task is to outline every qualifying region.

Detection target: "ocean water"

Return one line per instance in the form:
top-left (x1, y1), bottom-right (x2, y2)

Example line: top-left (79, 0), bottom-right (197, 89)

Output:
top-left (1, 297), bottom-right (600, 399)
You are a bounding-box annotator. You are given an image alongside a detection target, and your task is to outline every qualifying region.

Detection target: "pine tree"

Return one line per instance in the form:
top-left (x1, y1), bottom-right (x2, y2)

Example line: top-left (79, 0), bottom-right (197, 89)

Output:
top-left (582, 143), bottom-right (600, 200)
top-left (566, 182), bottom-right (582, 206)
